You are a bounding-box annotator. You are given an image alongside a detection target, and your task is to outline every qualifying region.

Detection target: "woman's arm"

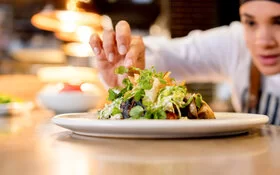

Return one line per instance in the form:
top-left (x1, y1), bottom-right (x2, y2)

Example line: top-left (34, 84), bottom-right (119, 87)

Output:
top-left (89, 21), bottom-right (245, 88)
top-left (144, 21), bottom-right (245, 83)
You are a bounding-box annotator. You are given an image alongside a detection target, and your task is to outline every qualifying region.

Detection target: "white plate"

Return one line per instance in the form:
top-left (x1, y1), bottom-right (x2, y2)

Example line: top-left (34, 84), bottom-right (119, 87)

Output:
top-left (52, 112), bottom-right (269, 138)
top-left (0, 102), bottom-right (34, 116)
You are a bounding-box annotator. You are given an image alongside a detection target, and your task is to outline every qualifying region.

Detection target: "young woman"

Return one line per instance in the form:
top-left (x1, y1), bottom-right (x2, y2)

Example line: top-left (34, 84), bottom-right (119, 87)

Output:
top-left (89, 0), bottom-right (280, 124)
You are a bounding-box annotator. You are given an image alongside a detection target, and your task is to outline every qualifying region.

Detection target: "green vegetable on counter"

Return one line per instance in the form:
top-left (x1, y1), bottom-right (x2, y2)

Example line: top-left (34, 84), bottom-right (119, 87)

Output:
top-left (0, 94), bottom-right (22, 104)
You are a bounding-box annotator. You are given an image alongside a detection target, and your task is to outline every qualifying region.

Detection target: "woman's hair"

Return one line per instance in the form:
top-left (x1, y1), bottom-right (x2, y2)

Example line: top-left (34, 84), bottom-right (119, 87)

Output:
top-left (240, 0), bottom-right (280, 5)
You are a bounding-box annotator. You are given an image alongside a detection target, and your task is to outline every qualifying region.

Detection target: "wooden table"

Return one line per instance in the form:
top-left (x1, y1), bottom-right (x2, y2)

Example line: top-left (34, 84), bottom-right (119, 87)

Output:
top-left (0, 109), bottom-right (280, 175)
top-left (0, 74), bottom-right (279, 175)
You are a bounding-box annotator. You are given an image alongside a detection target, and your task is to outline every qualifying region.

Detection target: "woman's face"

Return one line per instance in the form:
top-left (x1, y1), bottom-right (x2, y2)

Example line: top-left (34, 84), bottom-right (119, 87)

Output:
top-left (240, 1), bottom-right (280, 75)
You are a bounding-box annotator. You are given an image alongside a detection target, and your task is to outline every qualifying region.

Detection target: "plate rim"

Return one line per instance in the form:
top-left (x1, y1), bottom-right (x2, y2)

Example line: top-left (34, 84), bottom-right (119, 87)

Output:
top-left (51, 112), bottom-right (269, 137)
top-left (51, 112), bottom-right (269, 138)
top-left (52, 112), bottom-right (269, 125)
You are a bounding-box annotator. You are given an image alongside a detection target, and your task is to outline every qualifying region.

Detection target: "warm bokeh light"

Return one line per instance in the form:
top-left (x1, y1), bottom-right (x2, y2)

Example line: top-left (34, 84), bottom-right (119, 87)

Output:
top-left (62, 42), bottom-right (92, 57)
top-left (66, 0), bottom-right (80, 11)
top-left (76, 26), bottom-right (94, 43)
top-left (31, 0), bottom-right (103, 43)
top-left (31, 10), bottom-right (102, 34)
top-left (66, 0), bottom-right (92, 11)
top-left (36, 66), bottom-right (98, 84)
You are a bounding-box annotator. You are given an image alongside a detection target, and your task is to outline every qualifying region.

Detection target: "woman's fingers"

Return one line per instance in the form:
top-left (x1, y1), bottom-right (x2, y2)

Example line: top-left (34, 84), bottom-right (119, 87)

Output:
top-left (124, 36), bottom-right (145, 67)
top-left (102, 30), bottom-right (117, 62)
top-left (89, 33), bottom-right (112, 69)
top-left (115, 20), bottom-right (131, 55)
top-left (90, 20), bottom-right (143, 69)
top-left (89, 34), bottom-right (102, 56)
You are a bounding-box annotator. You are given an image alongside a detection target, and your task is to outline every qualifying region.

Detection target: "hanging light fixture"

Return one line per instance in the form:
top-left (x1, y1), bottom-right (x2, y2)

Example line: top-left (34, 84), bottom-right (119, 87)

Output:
top-left (31, 0), bottom-right (105, 43)
top-left (30, 0), bottom-right (113, 65)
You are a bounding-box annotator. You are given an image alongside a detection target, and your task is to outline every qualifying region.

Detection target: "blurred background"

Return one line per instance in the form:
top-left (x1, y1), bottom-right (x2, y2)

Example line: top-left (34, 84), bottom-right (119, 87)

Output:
top-left (0, 0), bottom-right (241, 112)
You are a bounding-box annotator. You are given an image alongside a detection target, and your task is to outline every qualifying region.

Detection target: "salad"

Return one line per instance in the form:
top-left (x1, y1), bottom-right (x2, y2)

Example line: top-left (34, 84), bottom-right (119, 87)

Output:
top-left (98, 66), bottom-right (215, 120)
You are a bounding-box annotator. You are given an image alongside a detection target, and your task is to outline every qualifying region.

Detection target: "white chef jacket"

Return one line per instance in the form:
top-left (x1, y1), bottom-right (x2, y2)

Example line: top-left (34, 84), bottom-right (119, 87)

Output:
top-left (143, 21), bottom-right (280, 125)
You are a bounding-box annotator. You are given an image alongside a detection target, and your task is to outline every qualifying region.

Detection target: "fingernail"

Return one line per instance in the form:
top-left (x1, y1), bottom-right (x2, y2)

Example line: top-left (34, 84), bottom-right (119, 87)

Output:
top-left (93, 47), bottom-right (100, 55)
top-left (118, 45), bottom-right (127, 55)
top-left (108, 53), bottom-right (114, 62)
top-left (124, 59), bottom-right (132, 67)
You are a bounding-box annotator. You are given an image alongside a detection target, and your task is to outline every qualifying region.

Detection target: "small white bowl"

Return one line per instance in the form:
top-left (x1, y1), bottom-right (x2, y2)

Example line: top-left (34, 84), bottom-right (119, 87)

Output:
top-left (37, 83), bottom-right (102, 113)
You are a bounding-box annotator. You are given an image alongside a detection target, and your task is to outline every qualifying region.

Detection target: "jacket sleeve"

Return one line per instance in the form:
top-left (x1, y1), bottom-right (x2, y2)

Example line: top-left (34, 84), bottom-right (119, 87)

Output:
top-left (143, 21), bottom-right (246, 83)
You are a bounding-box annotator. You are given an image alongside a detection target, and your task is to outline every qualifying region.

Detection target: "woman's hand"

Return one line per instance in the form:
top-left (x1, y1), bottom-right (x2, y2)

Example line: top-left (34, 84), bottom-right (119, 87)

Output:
top-left (89, 20), bottom-right (145, 87)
